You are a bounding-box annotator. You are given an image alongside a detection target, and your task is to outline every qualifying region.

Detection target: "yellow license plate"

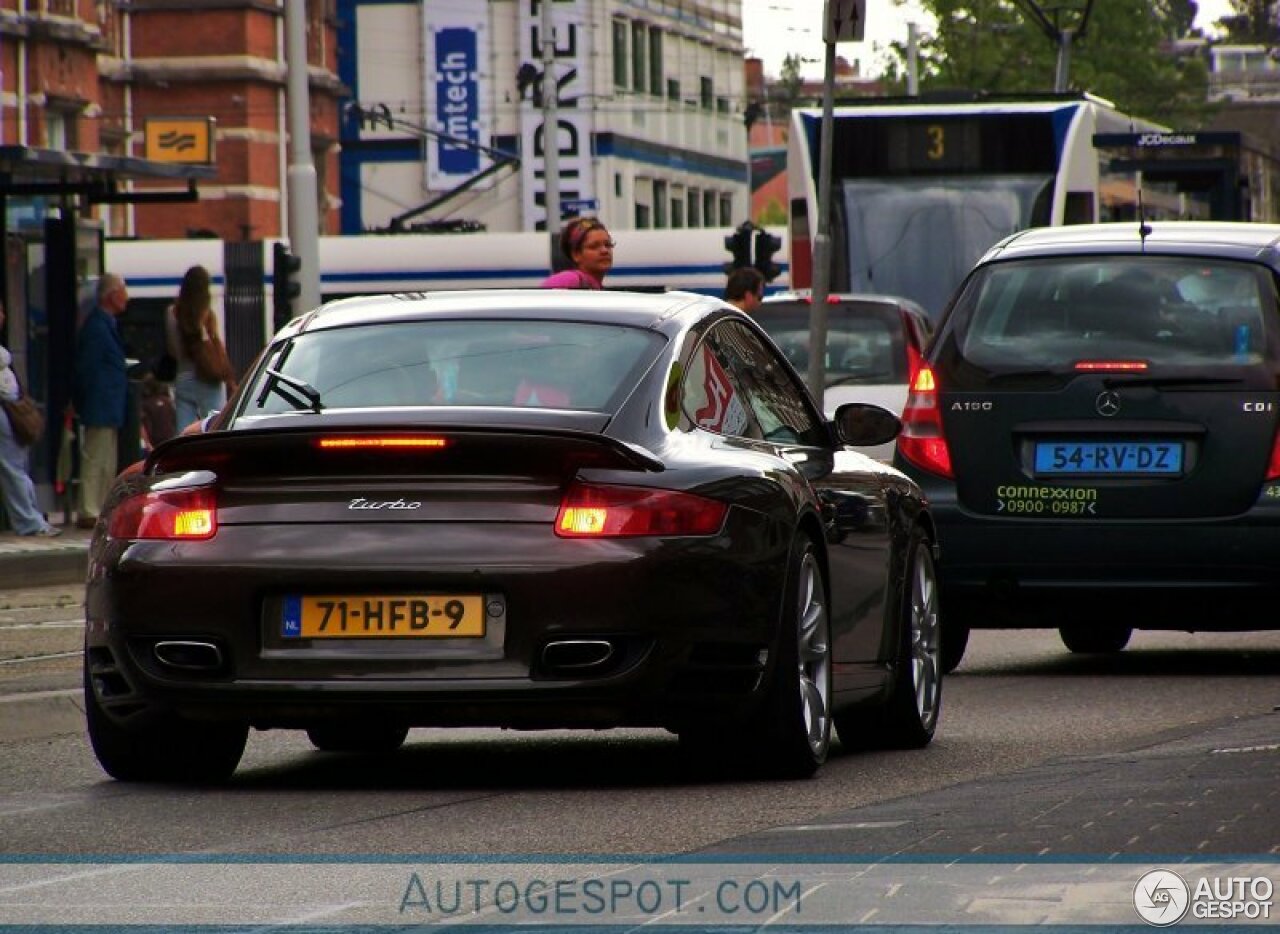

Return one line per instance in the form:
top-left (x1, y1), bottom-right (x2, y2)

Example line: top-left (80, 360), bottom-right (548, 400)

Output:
top-left (283, 595), bottom-right (485, 638)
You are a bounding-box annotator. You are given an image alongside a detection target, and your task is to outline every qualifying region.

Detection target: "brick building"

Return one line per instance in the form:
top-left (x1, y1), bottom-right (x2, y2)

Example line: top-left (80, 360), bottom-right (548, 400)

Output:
top-left (1, 0), bottom-right (344, 241)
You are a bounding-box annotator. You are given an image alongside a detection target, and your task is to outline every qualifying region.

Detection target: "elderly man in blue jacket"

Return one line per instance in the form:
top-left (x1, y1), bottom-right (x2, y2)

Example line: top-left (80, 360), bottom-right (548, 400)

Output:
top-left (72, 274), bottom-right (129, 529)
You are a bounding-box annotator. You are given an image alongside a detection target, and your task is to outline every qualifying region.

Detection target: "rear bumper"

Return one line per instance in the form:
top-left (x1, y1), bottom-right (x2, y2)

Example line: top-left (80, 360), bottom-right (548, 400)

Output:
top-left (85, 518), bottom-right (788, 732)
top-left (911, 476), bottom-right (1280, 627)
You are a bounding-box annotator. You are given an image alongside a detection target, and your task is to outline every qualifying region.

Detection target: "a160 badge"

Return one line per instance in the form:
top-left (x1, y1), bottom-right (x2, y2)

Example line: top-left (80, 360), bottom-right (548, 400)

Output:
top-left (282, 595), bottom-right (485, 638)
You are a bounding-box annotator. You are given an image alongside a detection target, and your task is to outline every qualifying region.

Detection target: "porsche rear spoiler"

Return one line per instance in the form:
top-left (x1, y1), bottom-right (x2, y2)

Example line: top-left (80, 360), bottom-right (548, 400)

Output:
top-left (147, 423), bottom-right (664, 479)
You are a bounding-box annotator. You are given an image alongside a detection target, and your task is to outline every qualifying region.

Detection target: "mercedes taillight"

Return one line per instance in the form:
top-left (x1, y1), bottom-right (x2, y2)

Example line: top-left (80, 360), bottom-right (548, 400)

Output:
top-left (897, 365), bottom-right (954, 479)
top-left (1265, 430), bottom-right (1280, 481)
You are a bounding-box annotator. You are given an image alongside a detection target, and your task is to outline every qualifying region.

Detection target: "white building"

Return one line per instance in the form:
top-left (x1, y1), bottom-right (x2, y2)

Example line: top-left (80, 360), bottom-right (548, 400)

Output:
top-left (1208, 44), bottom-right (1280, 101)
top-left (338, 0), bottom-right (751, 234)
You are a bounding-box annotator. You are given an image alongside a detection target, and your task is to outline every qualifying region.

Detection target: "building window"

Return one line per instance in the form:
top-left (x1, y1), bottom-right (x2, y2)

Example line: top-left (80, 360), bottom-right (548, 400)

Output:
top-left (719, 194), bottom-right (733, 227)
top-left (45, 104), bottom-right (80, 151)
top-left (667, 78), bottom-right (680, 101)
top-left (648, 29), bottom-right (664, 96)
top-left (635, 177), bottom-right (653, 229)
top-left (671, 194), bottom-right (684, 229)
top-left (716, 96), bottom-right (730, 115)
top-left (613, 20), bottom-right (629, 88)
top-left (615, 173), bottom-right (624, 198)
top-left (700, 76), bottom-right (713, 110)
top-left (654, 180), bottom-right (668, 228)
top-left (688, 189), bottom-right (701, 227)
top-left (704, 191), bottom-right (716, 227)
top-left (632, 22), bottom-right (647, 92)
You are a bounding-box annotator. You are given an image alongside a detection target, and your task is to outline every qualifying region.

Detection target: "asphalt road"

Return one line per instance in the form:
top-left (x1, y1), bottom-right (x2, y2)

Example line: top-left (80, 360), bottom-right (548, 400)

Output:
top-left (2, 584), bottom-right (1278, 859)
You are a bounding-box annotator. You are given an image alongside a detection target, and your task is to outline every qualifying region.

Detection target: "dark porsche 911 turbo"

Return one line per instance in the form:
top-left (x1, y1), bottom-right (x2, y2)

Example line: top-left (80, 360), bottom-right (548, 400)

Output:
top-left (85, 289), bottom-right (941, 782)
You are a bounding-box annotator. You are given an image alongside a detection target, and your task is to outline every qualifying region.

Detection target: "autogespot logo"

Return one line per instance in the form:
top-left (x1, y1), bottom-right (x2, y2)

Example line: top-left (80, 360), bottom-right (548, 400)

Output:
top-left (1134, 869), bottom-right (1191, 926)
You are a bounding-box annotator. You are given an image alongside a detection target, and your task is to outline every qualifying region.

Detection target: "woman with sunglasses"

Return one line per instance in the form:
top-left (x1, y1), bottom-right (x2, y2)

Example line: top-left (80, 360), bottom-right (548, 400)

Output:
top-left (541, 217), bottom-right (615, 290)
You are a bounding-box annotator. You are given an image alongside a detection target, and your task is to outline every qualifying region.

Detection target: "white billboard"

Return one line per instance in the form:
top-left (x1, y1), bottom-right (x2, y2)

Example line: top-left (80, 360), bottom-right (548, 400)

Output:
top-left (518, 0), bottom-right (596, 230)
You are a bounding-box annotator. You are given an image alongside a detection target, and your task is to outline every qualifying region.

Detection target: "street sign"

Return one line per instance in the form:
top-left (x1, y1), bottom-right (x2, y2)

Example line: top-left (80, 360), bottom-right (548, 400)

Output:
top-left (143, 118), bottom-right (215, 164)
top-left (560, 198), bottom-right (598, 216)
top-left (824, 0), bottom-right (866, 43)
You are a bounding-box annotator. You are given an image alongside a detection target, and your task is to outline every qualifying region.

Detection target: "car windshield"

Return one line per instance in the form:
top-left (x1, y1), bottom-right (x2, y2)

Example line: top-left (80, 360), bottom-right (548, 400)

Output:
top-left (753, 301), bottom-right (909, 386)
top-left (246, 319), bottom-right (663, 414)
top-left (955, 257), bottom-right (1275, 369)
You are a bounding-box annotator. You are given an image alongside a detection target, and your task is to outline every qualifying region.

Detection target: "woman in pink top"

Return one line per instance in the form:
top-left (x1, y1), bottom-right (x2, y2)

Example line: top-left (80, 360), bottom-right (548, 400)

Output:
top-left (541, 217), bottom-right (614, 289)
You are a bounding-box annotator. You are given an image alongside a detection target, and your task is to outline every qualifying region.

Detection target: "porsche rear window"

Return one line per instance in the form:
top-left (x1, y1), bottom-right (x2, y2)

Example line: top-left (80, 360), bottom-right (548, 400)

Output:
top-left (953, 257), bottom-right (1276, 370)
top-left (247, 320), bottom-right (662, 414)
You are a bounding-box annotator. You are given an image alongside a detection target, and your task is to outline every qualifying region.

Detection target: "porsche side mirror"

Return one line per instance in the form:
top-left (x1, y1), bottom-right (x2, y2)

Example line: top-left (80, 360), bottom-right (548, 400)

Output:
top-left (833, 402), bottom-right (901, 448)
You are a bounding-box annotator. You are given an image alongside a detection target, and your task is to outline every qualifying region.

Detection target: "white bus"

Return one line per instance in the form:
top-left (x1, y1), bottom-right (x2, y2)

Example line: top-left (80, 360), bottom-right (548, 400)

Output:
top-left (786, 95), bottom-right (1172, 319)
top-left (107, 227), bottom-right (788, 307)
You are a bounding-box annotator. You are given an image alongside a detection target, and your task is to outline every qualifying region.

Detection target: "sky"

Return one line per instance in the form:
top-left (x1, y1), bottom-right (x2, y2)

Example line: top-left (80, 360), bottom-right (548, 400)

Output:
top-left (743, 0), bottom-right (1237, 81)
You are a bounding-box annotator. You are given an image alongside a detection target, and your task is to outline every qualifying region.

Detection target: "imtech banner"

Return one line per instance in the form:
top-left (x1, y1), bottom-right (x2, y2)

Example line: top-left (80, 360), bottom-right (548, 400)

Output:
top-left (424, 0), bottom-right (492, 191)
top-left (0, 857), bottom-right (1277, 927)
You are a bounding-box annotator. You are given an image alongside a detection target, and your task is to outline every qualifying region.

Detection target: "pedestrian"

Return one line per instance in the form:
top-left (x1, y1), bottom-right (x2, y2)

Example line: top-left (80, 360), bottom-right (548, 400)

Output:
top-left (0, 303), bottom-right (59, 537)
top-left (541, 217), bottom-right (614, 290)
top-left (138, 373), bottom-right (177, 451)
top-left (166, 265), bottom-right (235, 430)
top-left (72, 274), bottom-right (129, 529)
top-left (724, 267), bottom-right (766, 314)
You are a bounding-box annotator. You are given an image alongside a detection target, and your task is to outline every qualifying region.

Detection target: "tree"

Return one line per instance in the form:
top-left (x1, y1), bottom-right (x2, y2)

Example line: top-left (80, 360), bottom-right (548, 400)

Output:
top-left (884, 0), bottom-right (1212, 128)
top-left (1215, 0), bottom-right (1280, 44)
top-left (778, 53), bottom-right (807, 111)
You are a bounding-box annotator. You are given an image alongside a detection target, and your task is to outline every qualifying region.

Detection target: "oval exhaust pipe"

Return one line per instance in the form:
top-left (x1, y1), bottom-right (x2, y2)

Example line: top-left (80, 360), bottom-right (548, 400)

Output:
top-left (541, 639), bottom-right (615, 672)
top-left (154, 640), bottom-right (223, 671)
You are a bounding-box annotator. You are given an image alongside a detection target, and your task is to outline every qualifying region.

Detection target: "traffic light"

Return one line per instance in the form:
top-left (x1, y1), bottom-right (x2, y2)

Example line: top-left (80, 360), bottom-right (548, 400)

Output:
top-left (272, 241), bottom-right (302, 331)
top-left (753, 227), bottom-right (782, 283)
top-left (723, 221), bottom-right (753, 275)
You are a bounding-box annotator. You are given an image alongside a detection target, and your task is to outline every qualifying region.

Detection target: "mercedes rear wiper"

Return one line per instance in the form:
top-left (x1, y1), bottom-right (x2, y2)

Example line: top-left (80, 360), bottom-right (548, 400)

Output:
top-left (256, 368), bottom-right (324, 413)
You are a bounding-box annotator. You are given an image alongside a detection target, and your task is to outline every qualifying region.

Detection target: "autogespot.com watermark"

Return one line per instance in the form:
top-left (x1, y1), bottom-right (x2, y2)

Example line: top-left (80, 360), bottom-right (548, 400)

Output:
top-left (1135, 868), bottom-right (1274, 925)
top-left (5, 858), bottom-right (1280, 927)
top-left (399, 873), bottom-right (803, 919)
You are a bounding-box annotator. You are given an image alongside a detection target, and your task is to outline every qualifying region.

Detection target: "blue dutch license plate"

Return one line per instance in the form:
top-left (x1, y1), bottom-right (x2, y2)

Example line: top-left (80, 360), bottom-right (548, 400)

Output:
top-left (1034, 441), bottom-right (1183, 475)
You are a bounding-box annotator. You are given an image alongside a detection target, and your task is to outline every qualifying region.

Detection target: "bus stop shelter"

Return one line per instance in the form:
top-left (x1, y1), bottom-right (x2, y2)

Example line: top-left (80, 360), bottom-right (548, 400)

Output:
top-left (0, 146), bottom-right (215, 520)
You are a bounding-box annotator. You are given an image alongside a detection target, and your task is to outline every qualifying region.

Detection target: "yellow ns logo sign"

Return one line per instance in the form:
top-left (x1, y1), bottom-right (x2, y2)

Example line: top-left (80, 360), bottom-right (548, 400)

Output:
top-left (144, 118), bottom-right (215, 164)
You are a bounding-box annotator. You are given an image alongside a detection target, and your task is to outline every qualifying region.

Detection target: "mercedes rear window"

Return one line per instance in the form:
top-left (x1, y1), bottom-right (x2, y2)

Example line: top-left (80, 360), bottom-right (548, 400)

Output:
top-left (246, 319), bottom-right (663, 414)
top-left (950, 257), bottom-right (1277, 371)
top-left (754, 301), bottom-right (909, 386)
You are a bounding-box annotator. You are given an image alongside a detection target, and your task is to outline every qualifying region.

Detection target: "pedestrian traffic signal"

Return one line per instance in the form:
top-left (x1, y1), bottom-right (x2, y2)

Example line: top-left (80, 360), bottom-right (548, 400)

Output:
top-left (723, 221), bottom-right (753, 275)
top-left (272, 242), bottom-right (302, 331)
top-left (754, 228), bottom-right (783, 283)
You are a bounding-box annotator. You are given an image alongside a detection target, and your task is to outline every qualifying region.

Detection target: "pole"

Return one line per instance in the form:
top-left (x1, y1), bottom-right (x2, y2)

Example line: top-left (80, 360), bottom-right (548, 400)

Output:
top-left (541, 0), bottom-right (561, 239)
top-left (284, 0), bottom-right (320, 314)
top-left (806, 22), bottom-right (838, 406)
top-left (1054, 26), bottom-right (1074, 92)
top-left (907, 21), bottom-right (919, 97)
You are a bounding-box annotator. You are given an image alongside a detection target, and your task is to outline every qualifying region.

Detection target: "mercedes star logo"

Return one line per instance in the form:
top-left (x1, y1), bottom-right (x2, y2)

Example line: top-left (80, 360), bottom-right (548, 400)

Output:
top-left (1096, 391), bottom-right (1121, 417)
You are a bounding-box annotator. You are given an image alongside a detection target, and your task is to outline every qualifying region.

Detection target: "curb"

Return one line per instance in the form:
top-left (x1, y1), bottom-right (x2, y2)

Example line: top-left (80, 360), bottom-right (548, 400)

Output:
top-left (0, 688), bottom-right (84, 742)
top-left (0, 545), bottom-right (89, 590)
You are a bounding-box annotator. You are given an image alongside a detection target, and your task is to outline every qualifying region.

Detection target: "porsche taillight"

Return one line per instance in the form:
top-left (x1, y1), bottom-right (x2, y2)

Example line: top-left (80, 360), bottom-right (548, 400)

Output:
top-left (897, 365), bottom-right (954, 479)
top-left (555, 482), bottom-right (727, 538)
top-left (108, 487), bottom-right (217, 541)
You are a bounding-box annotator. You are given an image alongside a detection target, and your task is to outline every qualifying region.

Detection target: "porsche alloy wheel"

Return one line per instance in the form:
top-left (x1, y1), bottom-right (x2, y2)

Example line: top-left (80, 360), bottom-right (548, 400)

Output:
top-left (757, 536), bottom-right (832, 778)
top-left (836, 530), bottom-right (941, 750)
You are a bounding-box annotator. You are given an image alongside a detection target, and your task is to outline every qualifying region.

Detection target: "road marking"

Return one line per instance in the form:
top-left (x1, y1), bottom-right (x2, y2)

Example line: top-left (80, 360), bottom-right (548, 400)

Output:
top-left (0, 620), bottom-right (82, 630)
top-left (761, 821), bottom-right (908, 832)
top-left (0, 651), bottom-right (82, 667)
